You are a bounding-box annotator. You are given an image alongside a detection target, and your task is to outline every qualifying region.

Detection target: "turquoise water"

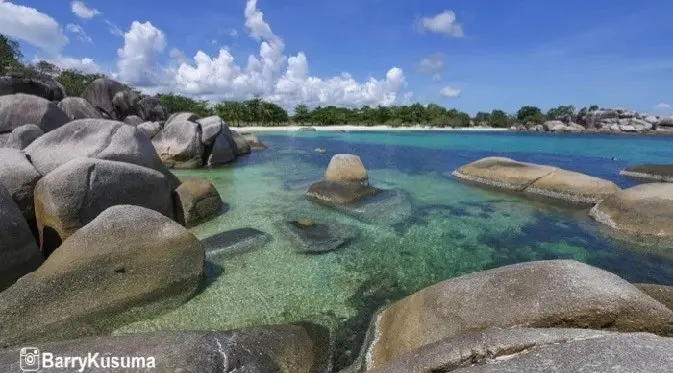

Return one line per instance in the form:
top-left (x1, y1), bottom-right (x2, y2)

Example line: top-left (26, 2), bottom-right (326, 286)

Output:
top-left (119, 130), bottom-right (673, 369)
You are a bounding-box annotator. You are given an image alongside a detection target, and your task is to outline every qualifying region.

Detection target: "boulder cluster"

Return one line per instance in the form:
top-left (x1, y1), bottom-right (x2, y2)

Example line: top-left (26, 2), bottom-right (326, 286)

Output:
top-left (514, 108), bottom-right (672, 133)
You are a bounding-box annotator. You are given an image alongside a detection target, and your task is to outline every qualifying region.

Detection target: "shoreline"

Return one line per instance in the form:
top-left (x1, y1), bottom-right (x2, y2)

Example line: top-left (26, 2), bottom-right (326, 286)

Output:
top-left (233, 125), bottom-right (509, 132)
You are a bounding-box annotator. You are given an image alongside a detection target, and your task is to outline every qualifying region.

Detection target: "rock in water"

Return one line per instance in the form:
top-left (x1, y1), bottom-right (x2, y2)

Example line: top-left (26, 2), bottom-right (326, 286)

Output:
top-left (23, 119), bottom-right (180, 187)
top-left (524, 168), bottom-right (620, 204)
top-left (81, 78), bottom-right (127, 119)
top-left (0, 148), bottom-right (41, 222)
top-left (0, 93), bottom-right (70, 133)
top-left (590, 183), bottom-right (673, 240)
top-left (202, 228), bottom-right (272, 257)
top-left (197, 116), bottom-right (224, 146)
top-left (175, 178), bottom-right (224, 228)
top-left (34, 158), bottom-right (176, 254)
top-left (57, 97), bottom-right (103, 120)
top-left (366, 260), bottom-right (673, 368)
top-left (325, 154), bottom-right (369, 184)
top-left (231, 130), bottom-right (252, 155)
top-left (0, 185), bottom-right (42, 292)
top-left (152, 119), bottom-right (204, 168)
top-left (307, 180), bottom-right (381, 205)
top-left (242, 132), bottom-right (268, 150)
top-left (208, 132), bottom-right (236, 166)
top-left (0, 124), bottom-right (43, 149)
top-left (284, 220), bottom-right (358, 254)
top-left (0, 205), bottom-right (204, 346)
top-left (367, 328), bottom-right (673, 373)
top-left (0, 323), bottom-right (331, 373)
top-left (620, 164), bottom-right (673, 182)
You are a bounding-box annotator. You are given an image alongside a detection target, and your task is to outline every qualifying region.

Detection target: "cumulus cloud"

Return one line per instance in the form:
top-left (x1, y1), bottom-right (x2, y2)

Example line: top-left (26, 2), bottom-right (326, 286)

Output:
top-left (160, 0), bottom-right (406, 108)
top-left (66, 23), bottom-right (92, 43)
top-left (43, 55), bottom-right (103, 74)
top-left (440, 86), bottom-right (461, 98)
top-left (0, 1), bottom-right (68, 54)
top-left (71, 1), bottom-right (100, 19)
top-left (117, 21), bottom-right (167, 86)
top-left (418, 10), bottom-right (464, 37)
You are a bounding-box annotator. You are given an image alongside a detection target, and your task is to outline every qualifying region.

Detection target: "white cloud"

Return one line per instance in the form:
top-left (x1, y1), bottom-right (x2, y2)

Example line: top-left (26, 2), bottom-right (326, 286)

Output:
top-left (419, 10), bottom-right (464, 37)
top-left (655, 103), bottom-right (671, 109)
top-left (417, 53), bottom-right (445, 80)
top-left (104, 19), bottom-right (124, 37)
top-left (66, 23), bottom-right (92, 43)
top-left (117, 21), bottom-right (167, 86)
top-left (440, 86), bottom-right (461, 98)
top-left (230, 29), bottom-right (239, 38)
top-left (0, 1), bottom-right (68, 54)
top-left (36, 55), bottom-right (103, 74)
top-left (71, 1), bottom-right (100, 19)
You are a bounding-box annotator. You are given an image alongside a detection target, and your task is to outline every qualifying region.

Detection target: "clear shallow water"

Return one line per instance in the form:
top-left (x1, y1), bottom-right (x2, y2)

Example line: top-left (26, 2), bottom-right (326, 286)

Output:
top-left (119, 131), bottom-right (673, 368)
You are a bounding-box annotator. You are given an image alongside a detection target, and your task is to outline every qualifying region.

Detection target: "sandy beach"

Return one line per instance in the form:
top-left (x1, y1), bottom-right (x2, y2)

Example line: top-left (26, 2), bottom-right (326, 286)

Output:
top-left (233, 125), bottom-right (508, 132)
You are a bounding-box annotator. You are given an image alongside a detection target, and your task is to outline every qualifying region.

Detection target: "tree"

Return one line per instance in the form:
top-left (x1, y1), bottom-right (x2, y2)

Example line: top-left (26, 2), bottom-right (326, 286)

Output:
top-left (516, 106), bottom-right (545, 124)
top-left (293, 104), bottom-right (310, 124)
top-left (53, 69), bottom-right (106, 97)
top-left (0, 34), bottom-right (23, 75)
top-left (547, 105), bottom-right (575, 121)
top-left (158, 93), bottom-right (213, 117)
top-left (490, 109), bottom-right (510, 128)
top-left (474, 112), bottom-right (491, 125)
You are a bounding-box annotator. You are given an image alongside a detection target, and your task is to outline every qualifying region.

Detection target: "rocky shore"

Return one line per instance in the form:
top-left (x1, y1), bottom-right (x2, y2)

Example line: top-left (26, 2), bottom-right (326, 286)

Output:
top-left (2, 74), bottom-right (673, 372)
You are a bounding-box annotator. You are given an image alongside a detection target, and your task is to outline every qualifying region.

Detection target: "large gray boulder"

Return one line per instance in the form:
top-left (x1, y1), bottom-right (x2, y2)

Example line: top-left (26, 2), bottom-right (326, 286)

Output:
top-left (34, 158), bottom-right (175, 254)
top-left (0, 185), bottom-right (42, 292)
top-left (175, 178), bottom-right (224, 228)
top-left (366, 260), bottom-right (673, 368)
top-left (231, 130), bottom-right (251, 155)
top-left (242, 132), bottom-right (268, 150)
top-left (136, 96), bottom-right (168, 122)
top-left (635, 284), bottom-right (673, 312)
top-left (0, 148), bottom-right (41, 221)
top-left (0, 324), bottom-right (331, 372)
top-left (453, 157), bottom-right (620, 204)
top-left (325, 154), bottom-right (369, 184)
top-left (123, 115), bottom-right (144, 126)
top-left (367, 328), bottom-right (673, 373)
top-left (0, 124), bottom-right (43, 150)
top-left (136, 121), bottom-right (162, 139)
top-left (81, 78), bottom-right (127, 119)
top-left (152, 119), bottom-right (204, 168)
top-left (23, 119), bottom-right (180, 187)
top-left (197, 115), bottom-right (224, 145)
top-left (590, 183), bottom-right (673, 240)
top-left (165, 111), bottom-right (199, 127)
top-left (208, 132), bottom-right (236, 166)
top-left (112, 89), bottom-right (140, 119)
top-left (57, 97), bottom-right (103, 120)
top-left (307, 180), bottom-right (381, 205)
top-left (620, 164), bottom-right (673, 182)
top-left (0, 205), bottom-right (204, 346)
top-left (0, 93), bottom-right (70, 132)
top-left (0, 76), bottom-right (65, 101)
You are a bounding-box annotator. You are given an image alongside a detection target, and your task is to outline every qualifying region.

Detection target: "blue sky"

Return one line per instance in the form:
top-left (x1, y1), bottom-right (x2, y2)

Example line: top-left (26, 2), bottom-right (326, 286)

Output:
top-left (1, 0), bottom-right (672, 115)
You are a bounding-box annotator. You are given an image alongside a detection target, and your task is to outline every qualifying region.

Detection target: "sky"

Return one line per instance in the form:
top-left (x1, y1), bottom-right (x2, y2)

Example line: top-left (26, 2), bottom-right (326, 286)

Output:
top-left (0, 0), bottom-right (672, 115)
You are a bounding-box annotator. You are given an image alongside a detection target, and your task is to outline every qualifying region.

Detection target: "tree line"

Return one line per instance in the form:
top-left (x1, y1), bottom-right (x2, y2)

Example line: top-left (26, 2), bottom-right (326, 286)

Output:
top-left (2, 34), bottom-right (597, 128)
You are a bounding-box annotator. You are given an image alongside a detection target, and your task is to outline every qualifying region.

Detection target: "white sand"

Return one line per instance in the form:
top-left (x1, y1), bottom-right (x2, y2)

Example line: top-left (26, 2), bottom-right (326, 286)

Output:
top-left (233, 125), bottom-right (508, 132)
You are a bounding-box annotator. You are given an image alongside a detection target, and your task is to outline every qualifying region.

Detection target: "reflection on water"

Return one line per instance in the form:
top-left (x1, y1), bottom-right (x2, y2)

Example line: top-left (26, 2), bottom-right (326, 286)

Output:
top-left (118, 131), bottom-right (673, 369)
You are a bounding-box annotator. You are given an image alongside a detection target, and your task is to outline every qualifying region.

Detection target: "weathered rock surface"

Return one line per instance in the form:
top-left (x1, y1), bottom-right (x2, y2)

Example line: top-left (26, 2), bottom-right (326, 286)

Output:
top-left (175, 178), bottom-right (224, 228)
top-left (123, 115), bottom-right (144, 126)
top-left (0, 205), bottom-right (204, 346)
top-left (197, 115), bottom-right (224, 145)
top-left (0, 185), bottom-right (42, 292)
top-left (112, 89), bottom-right (140, 119)
top-left (635, 284), bottom-right (673, 312)
top-left (325, 154), bottom-right (369, 184)
top-left (34, 158), bottom-right (175, 254)
top-left (137, 121), bottom-right (162, 139)
top-left (453, 157), bottom-right (619, 204)
top-left (621, 164), bottom-right (673, 182)
top-left (242, 132), bottom-right (268, 150)
top-left (0, 76), bottom-right (65, 101)
top-left (0, 124), bottom-right (43, 150)
top-left (136, 96), bottom-right (168, 122)
top-left (0, 93), bottom-right (70, 133)
top-left (166, 112), bottom-right (199, 126)
top-left (366, 260), bottom-right (673, 368)
top-left (231, 130), bottom-right (251, 155)
top-left (23, 119), bottom-right (179, 187)
top-left (152, 119), bottom-right (204, 168)
top-left (284, 220), bottom-right (358, 254)
top-left (367, 328), bottom-right (673, 373)
top-left (202, 228), bottom-right (272, 257)
top-left (0, 323), bottom-right (331, 373)
top-left (0, 148), bottom-right (41, 221)
top-left (307, 180), bottom-right (382, 205)
top-left (590, 183), bottom-right (673, 239)
top-left (57, 97), bottom-right (103, 121)
top-left (81, 78), bottom-right (127, 119)
top-left (208, 132), bottom-right (236, 166)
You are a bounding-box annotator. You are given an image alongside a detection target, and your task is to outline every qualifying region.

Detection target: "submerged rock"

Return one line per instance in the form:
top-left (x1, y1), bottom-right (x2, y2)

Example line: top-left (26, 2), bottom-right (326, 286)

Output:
top-left (453, 157), bottom-right (620, 205)
top-left (366, 260), bottom-right (673, 368)
top-left (0, 323), bottom-right (331, 373)
top-left (329, 188), bottom-right (413, 225)
top-left (0, 205), bottom-right (204, 346)
top-left (242, 132), bottom-right (268, 150)
top-left (367, 328), bottom-right (673, 373)
top-left (621, 164), bottom-right (673, 182)
top-left (57, 97), bottom-right (103, 121)
top-left (175, 178), bottom-right (224, 228)
top-left (307, 180), bottom-right (381, 205)
top-left (284, 220), bottom-right (358, 254)
top-left (34, 158), bottom-right (175, 254)
top-left (201, 228), bottom-right (272, 257)
top-left (0, 93), bottom-right (70, 133)
top-left (0, 185), bottom-right (42, 292)
top-left (590, 183), bottom-right (673, 240)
